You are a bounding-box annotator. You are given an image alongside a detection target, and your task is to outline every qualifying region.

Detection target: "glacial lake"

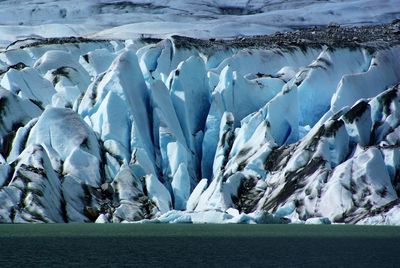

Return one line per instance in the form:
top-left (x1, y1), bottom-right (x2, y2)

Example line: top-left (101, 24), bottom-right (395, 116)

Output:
top-left (0, 224), bottom-right (399, 267)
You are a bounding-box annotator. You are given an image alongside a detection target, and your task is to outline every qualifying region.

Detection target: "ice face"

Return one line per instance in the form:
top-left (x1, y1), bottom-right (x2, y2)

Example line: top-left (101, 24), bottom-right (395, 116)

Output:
top-left (0, 31), bottom-right (400, 224)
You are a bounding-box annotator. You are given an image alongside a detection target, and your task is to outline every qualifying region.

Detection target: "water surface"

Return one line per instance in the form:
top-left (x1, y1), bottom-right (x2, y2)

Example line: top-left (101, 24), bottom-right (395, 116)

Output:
top-left (0, 224), bottom-right (399, 267)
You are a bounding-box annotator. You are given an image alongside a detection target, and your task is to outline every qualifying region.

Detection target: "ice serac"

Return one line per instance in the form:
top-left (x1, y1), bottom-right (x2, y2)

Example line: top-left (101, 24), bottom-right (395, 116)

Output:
top-left (201, 64), bottom-right (284, 180)
top-left (86, 49), bottom-right (155, 175)
top-left (111, 165), bottom-right (154, 222)
top-left (0, 88), bottom-right (42, 162)
top-left (169, 55), bottom-right (210, 181)
top-left (145, 174), bottom-right (172, 215)
top-left (252, 84), bottom-right (400, 224)
top-left (1, 67), bottom-right (56, 106)
top-left (26, 107), bottom-right (100, 165)
top-left (297, 48), bottom-right (371, 126)
top-left (100, 50), bottom-right (173, 214)
top-left (200, 47), bottom-right (317, 180)
top-left (113, 50), bottom-right (154, 161)
top-left (319, 147), bottom-right (397, 222)
top-left (79, 48), bottom-right (117, 77)
top-left (77, 48), bottom-right (172, 212)
top-left (212, 112), bottom-right (235, 177)
top-left (24, 107), bottom-right (102, 222)
top-left (331, 47), bottom-right (400, 114)
top-left (7, 144), bottom-right (64, 223)
top-left (149, 80), bottom-right (192, 209)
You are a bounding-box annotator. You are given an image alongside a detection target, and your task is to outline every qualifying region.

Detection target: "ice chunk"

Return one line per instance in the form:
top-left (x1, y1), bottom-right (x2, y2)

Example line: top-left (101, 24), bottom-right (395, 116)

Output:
top-left (305, 217), bottom-right (331, 224)
top-left (191, 210), bottom-right (233, 224)
top-left (95, 214), bottom-right (110, 223)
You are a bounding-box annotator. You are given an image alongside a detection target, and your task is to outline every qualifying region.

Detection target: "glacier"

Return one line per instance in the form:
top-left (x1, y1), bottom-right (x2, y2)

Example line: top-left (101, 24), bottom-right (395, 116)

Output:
top-left (0, 0), bottom-right (399, 47)
top-left (0, 21), bottom-right (400, 224)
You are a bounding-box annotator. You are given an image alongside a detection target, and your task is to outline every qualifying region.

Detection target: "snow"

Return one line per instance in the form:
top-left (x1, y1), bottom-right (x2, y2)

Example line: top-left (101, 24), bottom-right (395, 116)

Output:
top-left (90, 90), bottom-right (131, 162)
top-left (342, 100), bottom-right (372, 147)
top-left (0, 49), bottom-right (34, 66)
top-left (148, 208), bottom-right (289, 224)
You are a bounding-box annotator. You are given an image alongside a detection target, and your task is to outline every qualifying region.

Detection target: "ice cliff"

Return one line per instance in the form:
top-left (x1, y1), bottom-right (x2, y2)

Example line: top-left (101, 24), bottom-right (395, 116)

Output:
top-left (1, 23), bottom-right (400, 224)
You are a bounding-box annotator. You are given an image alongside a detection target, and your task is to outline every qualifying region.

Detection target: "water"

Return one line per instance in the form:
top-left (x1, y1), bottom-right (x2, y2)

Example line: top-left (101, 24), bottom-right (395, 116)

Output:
top-left (0, 224), bottom-right (399, 267)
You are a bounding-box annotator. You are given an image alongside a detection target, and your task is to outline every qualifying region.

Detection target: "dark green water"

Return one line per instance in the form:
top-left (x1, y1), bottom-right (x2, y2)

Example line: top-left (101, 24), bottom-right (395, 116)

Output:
top-left (0, 224), bottom-right (399, 267)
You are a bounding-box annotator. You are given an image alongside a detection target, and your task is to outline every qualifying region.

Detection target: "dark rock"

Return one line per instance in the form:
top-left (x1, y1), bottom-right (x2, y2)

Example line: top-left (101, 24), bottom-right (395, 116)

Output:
top-left (101, 182), bottom-right (114, 197)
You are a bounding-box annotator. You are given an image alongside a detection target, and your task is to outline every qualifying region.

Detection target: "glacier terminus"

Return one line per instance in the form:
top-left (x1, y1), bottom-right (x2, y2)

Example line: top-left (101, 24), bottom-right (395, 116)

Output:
top-left (0, 1), bottom-right (400, 225)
